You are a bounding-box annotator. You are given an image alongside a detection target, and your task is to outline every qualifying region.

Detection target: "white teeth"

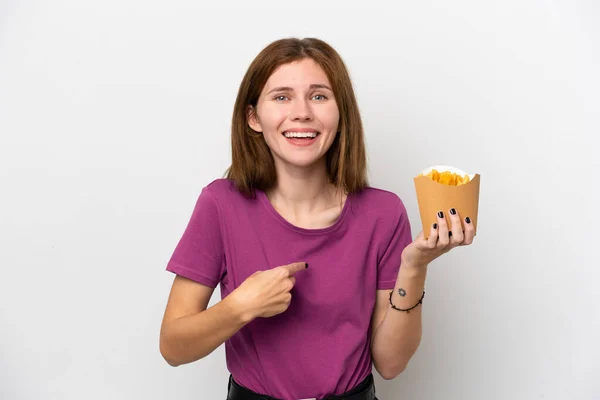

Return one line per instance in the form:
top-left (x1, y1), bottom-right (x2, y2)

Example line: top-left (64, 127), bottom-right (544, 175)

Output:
top-left (284, 131), bottom-right (318, 138)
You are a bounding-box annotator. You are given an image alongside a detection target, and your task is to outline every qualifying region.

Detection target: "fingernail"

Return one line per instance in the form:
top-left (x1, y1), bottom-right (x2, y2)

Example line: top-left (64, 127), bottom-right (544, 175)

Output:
top-left (433, 223), bottom-right (438, 229)
top-left (465, 217), bottom-right (471, 224)
top-left (437, 211), bottom-right (444, 218)
top-left (450, 208), bottom-right (456, 215)
top-left (305, 263), bottom-right (309, 268)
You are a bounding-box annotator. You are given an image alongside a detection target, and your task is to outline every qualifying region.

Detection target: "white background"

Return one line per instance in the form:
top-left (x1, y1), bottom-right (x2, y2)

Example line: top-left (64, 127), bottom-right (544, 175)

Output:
top-left (1, 1), bottom-right (599, 399)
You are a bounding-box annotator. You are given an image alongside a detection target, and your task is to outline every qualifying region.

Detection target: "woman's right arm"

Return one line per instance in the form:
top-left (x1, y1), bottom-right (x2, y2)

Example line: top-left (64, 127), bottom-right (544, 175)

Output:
top-left (159, 275), bottom-right (250, 367)
top-left (159, 261), bottom-right (307, 367)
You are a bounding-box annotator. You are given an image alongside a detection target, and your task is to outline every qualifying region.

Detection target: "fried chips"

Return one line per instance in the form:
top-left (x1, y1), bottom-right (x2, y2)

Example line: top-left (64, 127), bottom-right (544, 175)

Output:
top-left (420, 169), bottom-right (471, 186)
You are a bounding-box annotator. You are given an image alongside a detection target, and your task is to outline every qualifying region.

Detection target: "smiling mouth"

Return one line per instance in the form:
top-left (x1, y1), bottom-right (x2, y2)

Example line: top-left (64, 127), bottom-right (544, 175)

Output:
top-left (282, 131), bottom-right (321, 140)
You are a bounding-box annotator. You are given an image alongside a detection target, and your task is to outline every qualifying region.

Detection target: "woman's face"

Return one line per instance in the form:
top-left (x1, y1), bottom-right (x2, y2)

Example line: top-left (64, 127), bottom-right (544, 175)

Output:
top-left (248, 58), bottom-right (340, 170)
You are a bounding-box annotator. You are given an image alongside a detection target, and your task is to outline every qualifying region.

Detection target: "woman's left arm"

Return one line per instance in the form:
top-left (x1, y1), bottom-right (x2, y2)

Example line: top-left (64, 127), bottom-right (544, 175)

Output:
top-left (370, 209), bottom-right (475, 380)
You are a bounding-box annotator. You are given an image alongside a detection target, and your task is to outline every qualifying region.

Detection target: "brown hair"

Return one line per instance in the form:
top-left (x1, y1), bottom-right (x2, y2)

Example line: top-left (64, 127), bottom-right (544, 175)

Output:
top-left (226, 37), bottom-right (368, 197)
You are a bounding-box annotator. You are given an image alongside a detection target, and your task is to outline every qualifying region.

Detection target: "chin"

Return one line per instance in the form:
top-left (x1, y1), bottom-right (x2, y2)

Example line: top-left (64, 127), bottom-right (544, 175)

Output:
top-left (279, 155), bottom-right (325, 169)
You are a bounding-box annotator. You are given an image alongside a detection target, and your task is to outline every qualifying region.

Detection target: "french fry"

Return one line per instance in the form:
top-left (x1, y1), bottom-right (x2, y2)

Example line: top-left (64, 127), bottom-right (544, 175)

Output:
top-left (420, 169), bottom-right (471, 186)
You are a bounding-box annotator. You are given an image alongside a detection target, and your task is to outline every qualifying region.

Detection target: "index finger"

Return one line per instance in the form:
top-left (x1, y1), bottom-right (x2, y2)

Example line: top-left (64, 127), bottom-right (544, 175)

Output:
top-left (281, 262), bottom-right (309, 276)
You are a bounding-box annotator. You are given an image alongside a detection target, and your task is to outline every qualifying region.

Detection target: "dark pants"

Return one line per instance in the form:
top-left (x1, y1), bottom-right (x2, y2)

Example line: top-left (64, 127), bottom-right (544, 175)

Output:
top-left (227, 373), bottom-right (378, 400)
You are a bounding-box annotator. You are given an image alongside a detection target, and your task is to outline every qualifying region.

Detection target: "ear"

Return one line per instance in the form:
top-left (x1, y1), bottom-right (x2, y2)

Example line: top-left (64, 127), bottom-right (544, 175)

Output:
top-left (247, 105), bottom-right (263, 133)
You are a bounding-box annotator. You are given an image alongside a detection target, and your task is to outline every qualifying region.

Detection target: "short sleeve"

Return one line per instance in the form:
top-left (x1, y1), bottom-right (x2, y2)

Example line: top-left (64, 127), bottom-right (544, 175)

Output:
top-left (377, 197), bottom-right (413, 290)
top-left (166, 187), bottom-right (226, 288)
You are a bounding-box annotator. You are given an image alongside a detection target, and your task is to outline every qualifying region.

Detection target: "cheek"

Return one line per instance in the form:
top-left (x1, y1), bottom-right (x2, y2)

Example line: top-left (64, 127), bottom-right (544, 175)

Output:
top-left (319, 101), bottom-right (339, 124)
top-left (325, 108), bottom-right (340, 131)
top-left (258, 104), bottom-right (287, 130)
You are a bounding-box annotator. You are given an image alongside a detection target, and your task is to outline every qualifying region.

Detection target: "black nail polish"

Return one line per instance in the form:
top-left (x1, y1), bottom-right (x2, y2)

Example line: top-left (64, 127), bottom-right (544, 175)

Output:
top-left (305, 263), bottom-right (309, 268)
top-left (437, 211), bottom-right (444, 218)
top-left (450, 208), bottom-right (456, 215)
top-left (433, 223), bottom-right (438, 229)
top-left (465, 217), bottom-right (471, 224)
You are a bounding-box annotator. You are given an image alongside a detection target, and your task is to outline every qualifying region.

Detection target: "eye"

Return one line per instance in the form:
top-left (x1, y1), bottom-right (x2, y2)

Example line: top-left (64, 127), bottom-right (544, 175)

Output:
top-left (313, 94), bottom-right (327, 101)
top-left (274, 95), bottom-right (288, 101)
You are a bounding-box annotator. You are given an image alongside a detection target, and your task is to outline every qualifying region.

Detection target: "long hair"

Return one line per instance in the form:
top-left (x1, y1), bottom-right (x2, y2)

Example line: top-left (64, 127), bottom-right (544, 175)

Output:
top-left (226, 37), bottom-right (368, 197)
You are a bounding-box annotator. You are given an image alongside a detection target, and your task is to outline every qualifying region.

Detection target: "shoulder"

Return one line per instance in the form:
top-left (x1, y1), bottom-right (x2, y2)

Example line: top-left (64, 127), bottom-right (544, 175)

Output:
top-left (202, 178), bottom-right (248, 201)
top-left (203, 178), bottom-right (236, 195)
top-left (351, 186), bottom-right (407, 218)
top-left (188, 179), bottom-right (257, 229)
top-left (349, 186), bottom-right (412, 252)
top-left (200, 178), bottom-right (259, 213)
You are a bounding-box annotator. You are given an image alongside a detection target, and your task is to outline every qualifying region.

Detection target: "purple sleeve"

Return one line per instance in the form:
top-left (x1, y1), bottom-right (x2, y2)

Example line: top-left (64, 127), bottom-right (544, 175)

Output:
top-left (166, 187), bottom-right (225, 288)
top-left (376, 197), bottom-right (413, 290)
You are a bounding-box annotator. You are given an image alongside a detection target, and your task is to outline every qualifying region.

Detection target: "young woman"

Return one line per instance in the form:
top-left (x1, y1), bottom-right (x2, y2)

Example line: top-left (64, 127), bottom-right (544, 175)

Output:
top-left (160, 37), bottom-right (475, 400)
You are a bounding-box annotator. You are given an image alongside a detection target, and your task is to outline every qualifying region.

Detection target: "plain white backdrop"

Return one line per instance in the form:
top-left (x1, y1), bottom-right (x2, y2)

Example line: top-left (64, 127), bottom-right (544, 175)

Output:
top-left (1, 1), bottom-right (599, 399)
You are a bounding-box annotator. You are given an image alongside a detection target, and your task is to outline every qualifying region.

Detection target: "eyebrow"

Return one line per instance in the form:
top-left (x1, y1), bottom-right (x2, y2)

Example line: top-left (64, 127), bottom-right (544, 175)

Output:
top-left (267, 84), bottom-right (333, 94)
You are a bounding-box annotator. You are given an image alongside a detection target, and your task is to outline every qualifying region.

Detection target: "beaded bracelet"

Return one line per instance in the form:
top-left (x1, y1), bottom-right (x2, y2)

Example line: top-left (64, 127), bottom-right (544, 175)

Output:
top-left (388, 290), bottom-right (425, 313)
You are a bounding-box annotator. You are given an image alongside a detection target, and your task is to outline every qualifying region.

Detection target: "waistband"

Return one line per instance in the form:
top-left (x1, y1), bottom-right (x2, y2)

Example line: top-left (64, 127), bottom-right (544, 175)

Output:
top-left (227, 373), bottom-right (376, 400)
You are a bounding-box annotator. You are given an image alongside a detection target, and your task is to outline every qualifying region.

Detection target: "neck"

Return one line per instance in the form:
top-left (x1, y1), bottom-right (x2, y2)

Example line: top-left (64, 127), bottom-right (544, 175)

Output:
top-left (267, 158), bottom-right (342, 213)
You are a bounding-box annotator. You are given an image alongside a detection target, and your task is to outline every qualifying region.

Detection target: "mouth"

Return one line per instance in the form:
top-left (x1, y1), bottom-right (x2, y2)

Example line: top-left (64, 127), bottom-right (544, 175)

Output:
top-left (282, 131), bottom-right (321, 141)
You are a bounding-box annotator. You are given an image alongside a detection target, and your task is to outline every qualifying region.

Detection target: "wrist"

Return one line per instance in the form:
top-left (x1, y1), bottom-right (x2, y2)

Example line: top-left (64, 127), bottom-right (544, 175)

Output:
top-left (400, 262), bottom-right (428, 279)
top-left (224, 290), bottom-right (256, 324)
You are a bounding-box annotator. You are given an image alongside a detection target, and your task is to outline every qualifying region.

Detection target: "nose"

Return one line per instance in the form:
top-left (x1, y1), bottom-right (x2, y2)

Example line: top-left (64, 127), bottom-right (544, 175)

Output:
top-left (289, 99), bottom-right (313, 121)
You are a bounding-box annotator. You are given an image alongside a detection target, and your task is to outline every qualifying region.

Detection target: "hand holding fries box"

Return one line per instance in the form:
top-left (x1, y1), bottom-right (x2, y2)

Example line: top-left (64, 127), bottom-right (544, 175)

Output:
top-left (413, 165), bottom-right (480, 239)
